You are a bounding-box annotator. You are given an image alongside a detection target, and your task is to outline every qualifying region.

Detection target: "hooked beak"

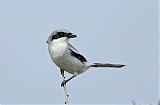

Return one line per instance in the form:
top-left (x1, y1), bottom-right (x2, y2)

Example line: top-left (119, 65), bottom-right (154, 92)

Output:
top-left (68, 34), bottom-right (77, 38)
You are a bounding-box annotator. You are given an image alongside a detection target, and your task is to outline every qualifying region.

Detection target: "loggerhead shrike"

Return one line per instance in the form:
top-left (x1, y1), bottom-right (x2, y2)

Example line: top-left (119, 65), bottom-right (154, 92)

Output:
top-left (47, 29), bottom-right (125, 86)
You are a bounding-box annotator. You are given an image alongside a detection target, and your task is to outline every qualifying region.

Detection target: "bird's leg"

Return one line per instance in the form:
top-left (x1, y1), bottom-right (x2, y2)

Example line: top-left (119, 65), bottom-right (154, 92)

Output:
top-left (61, 74), bottom-right (77, 87)
top-left (60, 69), bottom-right (65, 79)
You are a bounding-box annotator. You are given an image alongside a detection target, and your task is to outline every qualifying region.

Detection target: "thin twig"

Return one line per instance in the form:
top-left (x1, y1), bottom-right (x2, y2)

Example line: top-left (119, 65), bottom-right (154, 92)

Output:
top-left (61, 75), bottom-right (69, 105)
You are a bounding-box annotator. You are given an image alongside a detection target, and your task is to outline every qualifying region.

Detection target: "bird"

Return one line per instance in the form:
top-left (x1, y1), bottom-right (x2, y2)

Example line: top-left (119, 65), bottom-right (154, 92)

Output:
top-left (46, 29), bottom-right (125, 86)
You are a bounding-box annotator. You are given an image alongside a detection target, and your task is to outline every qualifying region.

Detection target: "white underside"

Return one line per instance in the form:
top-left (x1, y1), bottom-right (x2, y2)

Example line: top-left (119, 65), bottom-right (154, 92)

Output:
top-left (48, 38), bottom-right (91, 74)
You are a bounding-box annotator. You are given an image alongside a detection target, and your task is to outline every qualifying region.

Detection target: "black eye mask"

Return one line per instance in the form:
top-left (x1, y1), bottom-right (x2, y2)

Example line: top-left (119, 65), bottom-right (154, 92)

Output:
top-left (51, 32), bottom-right (72, 40)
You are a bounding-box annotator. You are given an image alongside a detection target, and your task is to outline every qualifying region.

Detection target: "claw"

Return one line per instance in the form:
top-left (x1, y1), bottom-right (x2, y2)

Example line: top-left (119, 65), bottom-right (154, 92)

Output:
top-left (61, 80), bottom-right (67, 87)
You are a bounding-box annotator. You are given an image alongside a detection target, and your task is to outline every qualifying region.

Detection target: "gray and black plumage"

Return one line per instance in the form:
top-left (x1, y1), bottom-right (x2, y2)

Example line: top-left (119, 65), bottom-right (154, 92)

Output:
top-left (46, 29), bottom-right (125, 86)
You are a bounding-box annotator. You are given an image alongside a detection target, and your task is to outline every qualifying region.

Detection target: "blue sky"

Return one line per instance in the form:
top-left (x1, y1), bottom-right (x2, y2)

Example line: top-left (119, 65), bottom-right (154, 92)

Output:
top-left (0, 0), bottom-right (158, 104)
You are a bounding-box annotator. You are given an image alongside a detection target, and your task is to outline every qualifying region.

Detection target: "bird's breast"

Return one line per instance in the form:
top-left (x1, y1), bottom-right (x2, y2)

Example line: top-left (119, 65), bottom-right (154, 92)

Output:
top-left (48, 43), bottom-right (88, 74)
top-left (48, 43), bottom-right (68, 59)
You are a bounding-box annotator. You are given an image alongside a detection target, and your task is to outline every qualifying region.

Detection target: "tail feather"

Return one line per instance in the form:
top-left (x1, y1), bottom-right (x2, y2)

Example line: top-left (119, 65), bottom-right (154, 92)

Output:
top-left (91, 63), bottom-right (125, 68)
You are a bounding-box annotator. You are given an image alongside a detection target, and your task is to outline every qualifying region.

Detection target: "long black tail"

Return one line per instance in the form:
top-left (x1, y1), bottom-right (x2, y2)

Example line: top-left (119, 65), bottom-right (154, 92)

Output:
top-left (91, 63), bottom-right (125, 68)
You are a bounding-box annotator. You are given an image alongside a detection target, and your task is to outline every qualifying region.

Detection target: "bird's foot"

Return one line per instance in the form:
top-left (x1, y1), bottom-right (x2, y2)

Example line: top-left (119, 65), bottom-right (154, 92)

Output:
top-left (61, 80), bottom-right (67, 87)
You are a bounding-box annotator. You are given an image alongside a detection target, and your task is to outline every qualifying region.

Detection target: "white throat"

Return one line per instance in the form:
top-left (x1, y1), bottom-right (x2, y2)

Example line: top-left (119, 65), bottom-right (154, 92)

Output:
top-left (48, 37), bottom-right (69, 60)
top-left (51, 37), bottom-right (68, 45)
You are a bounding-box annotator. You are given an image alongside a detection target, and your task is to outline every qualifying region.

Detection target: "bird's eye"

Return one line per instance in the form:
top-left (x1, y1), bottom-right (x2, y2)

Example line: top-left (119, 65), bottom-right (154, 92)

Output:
top-left (61, 32), bottom-right (65, 34)
top-left (57, 32), bottom-right (64, 36)
top-left (68, 33), bottom-right (72, 35)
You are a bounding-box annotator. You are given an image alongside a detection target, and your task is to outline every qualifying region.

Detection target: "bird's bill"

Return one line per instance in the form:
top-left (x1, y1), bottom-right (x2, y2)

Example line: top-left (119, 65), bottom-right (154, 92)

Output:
top-left (68, 34), bottom-right (77, 38)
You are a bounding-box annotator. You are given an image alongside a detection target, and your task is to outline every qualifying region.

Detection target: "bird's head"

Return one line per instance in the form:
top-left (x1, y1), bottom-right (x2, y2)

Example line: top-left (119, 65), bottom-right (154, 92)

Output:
top-left (46, 29), bottom-right (77, 44)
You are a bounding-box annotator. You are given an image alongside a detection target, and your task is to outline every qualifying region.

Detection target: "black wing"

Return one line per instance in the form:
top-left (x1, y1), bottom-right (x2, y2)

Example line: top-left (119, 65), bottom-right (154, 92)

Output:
top-left (69, 49), bottom-right (87, 63)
